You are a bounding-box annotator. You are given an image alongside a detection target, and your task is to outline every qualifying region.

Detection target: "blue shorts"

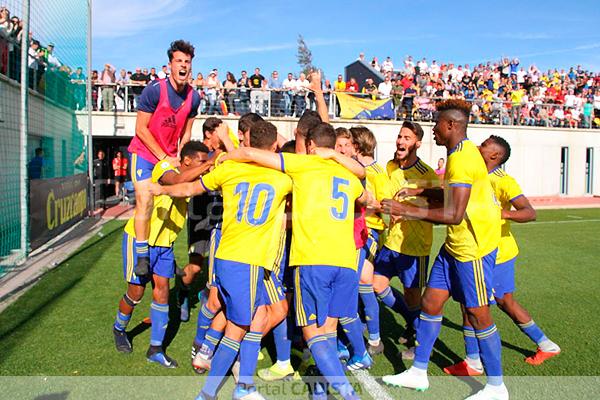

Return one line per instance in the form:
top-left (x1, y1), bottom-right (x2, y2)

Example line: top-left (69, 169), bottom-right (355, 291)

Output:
top-left (122, 233), bottom-right (175, 285)
top-left (206, 227), bottom-right (221, 288)
top-left (130, 152), bottom-right (155, 183)
top-left (214, 258), bottom-right (265, 326)
top-left (358, 228), bottom-right (380, 276)
top-left (374, 246), bottom-right (429, 289)
top-left (428, 246), bottom-right (498, 308)
top-left (294, 265), bottom-right (358, 327)
top-left (493, 257), bottom-right (516, 299)
top-left (276, 231), bottom-right (294, 292)
top-left (263, 270), bottom-right (286, 305)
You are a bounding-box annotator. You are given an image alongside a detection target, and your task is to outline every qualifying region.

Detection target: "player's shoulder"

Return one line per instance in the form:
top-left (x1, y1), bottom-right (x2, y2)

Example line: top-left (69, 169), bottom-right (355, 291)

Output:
top-left (366, 161), bottom-right (387, 176)
top-left (151, 160), bottom-right (177, 182)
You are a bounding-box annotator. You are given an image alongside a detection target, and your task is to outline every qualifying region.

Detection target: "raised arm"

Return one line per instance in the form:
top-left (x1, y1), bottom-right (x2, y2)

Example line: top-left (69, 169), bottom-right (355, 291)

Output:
top-left (503, 194), bottom-right (536, 222)
top-left (215, 121), bottom-right (236, 152)
top-left (382, 185), bottom-right (471, 225)
top-left (308, 70), bottom-right (329, 123)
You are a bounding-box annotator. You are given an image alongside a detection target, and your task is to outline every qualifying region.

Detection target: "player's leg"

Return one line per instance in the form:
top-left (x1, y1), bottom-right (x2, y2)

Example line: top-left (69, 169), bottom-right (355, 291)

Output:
top-left (358, 230), bottom-right (382, 355)
top-left (235, 304), bottom-right (269, 399)
top-left (192, 286), bottom-right (224, 372)
top-left (398, 255), bottom-right (430, 346)
top-left (178, 254), bottom-right (203, 322)
top-left (131, 154), bottom-right (155, 276)
top-left (373, 248), bottom-right (416, 324)
top-left (383, 248), bottom-right (452, 391)
top-left (114, 232), bottom-right (147, 353)
top-left (146, 270), bottom-right (177, 367)
top-left (198, 261), bottom-right (263, 400)
top-left (460, 251), bottom-right (508, 400)
top-left (297, 266), bottom-right (358, 400)
top-left (443, 306), bottom-right (485, 376)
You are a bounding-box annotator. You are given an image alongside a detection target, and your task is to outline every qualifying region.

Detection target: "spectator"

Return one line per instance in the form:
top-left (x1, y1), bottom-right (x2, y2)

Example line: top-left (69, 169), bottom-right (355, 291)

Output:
top-left (378, 74), bottom-right (392, 99)
top-left (282, 72), bottom-right (295, 117)
top-left (99, 63), bottom-right (116, 111)
top-left (346, 77), bottom-right (359, 93)
top-left (45, 43), bottom-right (60, 67)
top-left (91, 70), bottom-right (99, 110)
top-left (205, 69), bottom-right (221, 115)
top-left (129, 67), bottom-right (149, 110)
top-left (223, 71), bottom-right (237, 115)
top-left (435, 158), bottom-right (445, 182)
top-left (157, 64), bottom-right (168, 79)
top-left (269, 70), bottom-right (283, 116)
top-left (400, 83), bottom-right (417, 120)
top-left (249, 67), bottom-right (266, 115)
top-left (93, 149), bottom-right (109, 208)
top-left (362, 77), bottom-right (378, 99)
top-left (148, 67), bottom-right (159, 80)
top-left (293, 72), bottom-right (309, 117)
top-left (112, 151), bottom-right (128, 196)
top-left (371, 56), bottom-right (379, 71)
top-left (28, 147), bottom-right (47, 180)
top-left (116, 68), bottom-right (129, 111)
top-left (237, 70), bottom-right (251, 114)
top-left (381, 56), bottom-right (394, 74)
top-left (70, 66), bottom-right (86, 110)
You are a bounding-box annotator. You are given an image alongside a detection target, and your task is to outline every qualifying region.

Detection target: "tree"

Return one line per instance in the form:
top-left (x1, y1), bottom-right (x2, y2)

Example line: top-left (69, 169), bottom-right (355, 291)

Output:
top-left (297, 34), bottom-right (314, 75)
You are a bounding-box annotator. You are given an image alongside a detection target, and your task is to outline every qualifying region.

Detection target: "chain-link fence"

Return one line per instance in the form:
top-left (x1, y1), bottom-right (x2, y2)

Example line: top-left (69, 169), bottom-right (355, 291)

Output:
top-left (0, 0), bottom-right (90, 276)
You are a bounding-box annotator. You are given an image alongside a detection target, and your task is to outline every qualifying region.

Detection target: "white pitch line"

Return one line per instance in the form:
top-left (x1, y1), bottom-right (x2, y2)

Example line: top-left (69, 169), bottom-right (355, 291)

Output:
top-left (567, 214), bottom-right (583, 219)
top-left (350, 369), bottom-right (394, 400)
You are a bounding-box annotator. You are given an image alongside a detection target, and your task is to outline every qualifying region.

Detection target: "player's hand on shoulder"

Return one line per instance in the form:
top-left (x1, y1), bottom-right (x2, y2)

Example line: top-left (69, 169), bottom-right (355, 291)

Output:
top-left (165, 156), bottom-right (180, 168)
top-left (148, 182), bottom-right (165, 196)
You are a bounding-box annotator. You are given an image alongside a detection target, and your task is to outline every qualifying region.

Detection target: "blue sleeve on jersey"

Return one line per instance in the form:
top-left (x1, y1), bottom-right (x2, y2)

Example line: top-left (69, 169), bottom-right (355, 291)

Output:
top-left (188, 90), bottom-right (201, 118)
top-left (509, 194), bottom-right (524, 203)
top-left (136, 81), bottom-right (161, 113)
top-left (279, 153), bottom-right (285, 172)
top-left (449, 183), bottom-right (472, 188)
top-left (199, 176), bottom-right (209, 192)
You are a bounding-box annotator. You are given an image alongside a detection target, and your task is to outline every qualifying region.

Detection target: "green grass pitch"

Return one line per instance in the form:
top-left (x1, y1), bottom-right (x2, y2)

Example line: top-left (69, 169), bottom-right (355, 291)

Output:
top-left (1, 208), bottom-right (599, 399)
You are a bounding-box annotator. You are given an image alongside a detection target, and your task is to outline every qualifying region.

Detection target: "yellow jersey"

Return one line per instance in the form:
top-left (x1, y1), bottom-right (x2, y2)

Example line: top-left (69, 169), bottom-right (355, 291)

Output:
top-left (489, 168), bottom-right (523, 264)
top-left (124, 161), bottom-right (188, 247)
top-left (364, 161), bottom-right (392, 231)
top-left (280, 153), bottom-right (363, 270)
top-left (386, 159), bottom-right (399, 176)
top-left (384, 158), bottom-right (439, 256)
top-left (445, 139), bottom-right (501, 261)
top-left (200, 160), bottom-right (292, 269)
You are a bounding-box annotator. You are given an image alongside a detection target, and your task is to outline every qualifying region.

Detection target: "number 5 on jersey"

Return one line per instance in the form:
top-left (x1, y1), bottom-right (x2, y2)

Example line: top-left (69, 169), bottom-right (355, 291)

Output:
top-left (331, 177), bottom-right (350, 220)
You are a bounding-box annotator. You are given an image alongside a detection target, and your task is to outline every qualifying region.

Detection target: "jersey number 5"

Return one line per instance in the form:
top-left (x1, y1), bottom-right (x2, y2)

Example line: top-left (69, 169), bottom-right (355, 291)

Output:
top-left (234, 182), bottom-right (275, 226)
top-left (331, 177), bottom-right (350, 220)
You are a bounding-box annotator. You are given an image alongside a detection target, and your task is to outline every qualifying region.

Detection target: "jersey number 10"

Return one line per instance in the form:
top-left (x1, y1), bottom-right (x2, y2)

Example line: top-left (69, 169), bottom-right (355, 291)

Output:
top-left (234, 182), bottom-right (275, 226)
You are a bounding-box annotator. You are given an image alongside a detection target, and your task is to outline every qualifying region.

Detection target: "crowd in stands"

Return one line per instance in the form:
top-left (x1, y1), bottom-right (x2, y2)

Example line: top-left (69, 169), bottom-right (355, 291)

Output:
top-left (0, 5), bottom-right (86, 109)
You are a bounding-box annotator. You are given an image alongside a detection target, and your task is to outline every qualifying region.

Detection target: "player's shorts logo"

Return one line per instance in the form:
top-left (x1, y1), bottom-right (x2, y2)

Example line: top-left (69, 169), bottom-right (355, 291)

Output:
top-left (137, 169), bottom-right (142, 177)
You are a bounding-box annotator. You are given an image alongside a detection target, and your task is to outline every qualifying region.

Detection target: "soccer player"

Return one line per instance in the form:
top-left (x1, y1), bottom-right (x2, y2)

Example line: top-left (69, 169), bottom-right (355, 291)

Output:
top-left (443, 135), bottom-right (560, 376)
top-left (151, 121), bottom-right (293, 400)
top-left (127, 40), bottom-right (200, 277)
top-left (381, 99), bottom-right (507, 400)
top-left (112, 141), bottom-right (211, 368)
top-left (223, 122), bottom-right (369, 400)
top-left (372, 121), bottom-right (439, 352)
top-left (348, 126), bottom-right (392, 358)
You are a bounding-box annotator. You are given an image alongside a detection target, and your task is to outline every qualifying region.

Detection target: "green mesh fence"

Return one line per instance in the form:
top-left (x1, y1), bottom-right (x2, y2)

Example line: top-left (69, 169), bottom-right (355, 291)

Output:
top-left (0, 0), bottom-right (89, 275)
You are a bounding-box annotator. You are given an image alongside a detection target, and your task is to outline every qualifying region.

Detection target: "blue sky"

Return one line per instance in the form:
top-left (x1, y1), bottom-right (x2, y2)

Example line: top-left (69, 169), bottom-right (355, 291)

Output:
top-left (92, 0), bottom-right (600, 79)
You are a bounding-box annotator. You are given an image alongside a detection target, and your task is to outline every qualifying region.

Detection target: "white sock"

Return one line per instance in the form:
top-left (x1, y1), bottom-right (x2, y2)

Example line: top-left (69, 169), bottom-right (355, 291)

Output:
top-left (539, 339), bottom-right (560, 353)
top-left (368, 338), bottom-right (380, 346)
top-left (465, 356), bottom-right (483, 370)
top-left (276, 359), bottom-right (291, 369)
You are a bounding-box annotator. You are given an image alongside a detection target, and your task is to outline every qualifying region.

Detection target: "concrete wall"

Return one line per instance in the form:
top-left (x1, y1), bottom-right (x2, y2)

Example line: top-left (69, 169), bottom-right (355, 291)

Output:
top-left (79, 111), bottom-right (600, 197)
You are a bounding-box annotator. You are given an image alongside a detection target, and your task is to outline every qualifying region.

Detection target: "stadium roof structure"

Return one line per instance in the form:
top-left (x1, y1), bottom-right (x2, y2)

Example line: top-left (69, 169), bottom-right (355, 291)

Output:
top-left (344, 60), bottom-right (385, 91)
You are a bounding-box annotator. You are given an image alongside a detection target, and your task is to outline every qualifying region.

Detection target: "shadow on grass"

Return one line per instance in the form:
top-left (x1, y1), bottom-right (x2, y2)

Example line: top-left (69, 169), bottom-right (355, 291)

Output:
top-left (34, 392), bottom-right (70, 400)
top-left (0, 221), bottom-right (125, 344)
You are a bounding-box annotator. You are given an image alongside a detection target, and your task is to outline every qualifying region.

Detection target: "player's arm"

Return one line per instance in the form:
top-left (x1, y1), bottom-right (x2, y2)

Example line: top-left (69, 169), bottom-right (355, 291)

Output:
top-left (215, 121), bottom-right (236, 152)
top-left (148, 180), bottom-right (207, 198)
top-left (312, 147), bottom-right (366, 179)
top-left (308, 70), bottom-right (329, 123)
top-left (396, 187), bottom-right (444, 204)
top-left (158, 162), bottom-right (214, 186)
top-left (219, 147), bottom-right (282, 171)
top-left (135, 111), bottom-right (179, 166)
top-left (178, 118), bottom-right (194, 153)
top-left (382, 185), bottom-right (470, 225)
top-left (503, 194), bottom-right (536, 222)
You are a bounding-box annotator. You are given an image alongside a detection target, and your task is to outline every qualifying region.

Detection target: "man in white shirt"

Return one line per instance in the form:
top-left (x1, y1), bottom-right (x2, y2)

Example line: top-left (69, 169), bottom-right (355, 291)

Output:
top-left (282, 72), bottom-right (296, 117)
top-left (378, 75), bottom-right (392, 99)
top-left (293, 72), bottom-right (309, 117)
top-left (417, 57), bottom-right (428, 73)
top-left (381, 57), bottom-right (394, 74)
top-left (429, 60), bottom-right (440, 77)
top-left (157, 65), bottom-right (169, 79)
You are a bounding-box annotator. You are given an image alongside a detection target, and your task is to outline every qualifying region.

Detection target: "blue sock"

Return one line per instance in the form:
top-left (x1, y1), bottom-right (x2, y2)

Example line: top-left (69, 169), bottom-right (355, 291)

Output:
top-left (204, 328), bottom-right (224, 354)
top-left (407, 305), bottom-right (421, 329)
top-left (135, 240), bottom-right (149, 259)
top-left (463, 326), bottom-right (480, 360)
top-left (149, 301), bottom-right (169, 347)
top-left (518, 320), bottom-right (548, 345)
top-left (202, 336), bottom-right (240, 397)
top-left (413, 312), bottom-right (443, 370)
top-left (272, 316), bottom-right (292, 362)
top-left (238, 331), bottom-right (262, 386)
top-left (377, 286), bottom-right (411, 322)
top-left (475, 324), bottom-right (503, 386)
top-left (194, 305), bottom-right (216, 345)
top-left (339, 316), bottom-right (366, 357)
top-left (114, 311), bottom-right (131, 332)
top-left (307, 335), bottom-right (356, 400)
top-left (359, 284), bottom-right (380, 341)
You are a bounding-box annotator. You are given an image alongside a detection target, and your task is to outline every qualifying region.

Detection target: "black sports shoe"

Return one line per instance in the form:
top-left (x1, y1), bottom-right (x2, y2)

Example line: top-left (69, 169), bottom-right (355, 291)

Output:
top-left (113, 328), bottom-right (132, 353)
top-left (134, 256), bottom-right (150, 276)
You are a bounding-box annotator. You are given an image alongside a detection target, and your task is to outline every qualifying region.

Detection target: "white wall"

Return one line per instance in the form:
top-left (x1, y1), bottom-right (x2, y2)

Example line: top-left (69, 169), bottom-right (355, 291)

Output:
top-left (79, 112), bottom-right (600, 197)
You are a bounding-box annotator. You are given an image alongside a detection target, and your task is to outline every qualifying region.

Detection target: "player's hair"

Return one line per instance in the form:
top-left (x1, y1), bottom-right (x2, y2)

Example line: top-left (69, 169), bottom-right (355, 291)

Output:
top-left (435, 99), bottom-right (471, 121)
top-left (238, 112), bottom-right (264, 135)
top-left (167, 40), bottom-right (195, 61)
top-left (202, 117), bottom-right (222, 139)
top-left (279, 140), bottom-right (296, 154)
top-left (296, 111), bottom-right (322, 139)
top-left (335, 127), bottom-right (352, 140)
top-left (401, 120), bottom-right (424, 140)
top-left (180, 141), bottom-right (210, 159)
top-left (350, 126), bottom-right (376, 157)
top-left (249, 121), bottom-right (278, 150)
top-left (35, 147), bottom-right (43, 156)
top-left (306, 123), bottom-right (336, 149)
top-left (488, 135), bottom-right (511, 165)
